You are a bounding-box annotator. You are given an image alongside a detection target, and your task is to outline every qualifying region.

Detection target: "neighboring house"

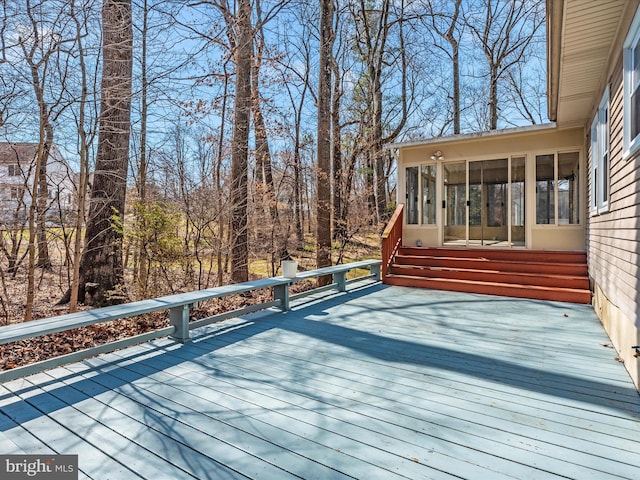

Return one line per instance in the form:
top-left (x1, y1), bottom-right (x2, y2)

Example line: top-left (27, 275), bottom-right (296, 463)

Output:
top-left (0, 142), bottom-right (76, 225)
top-left (388, 1), bottom-right (640, 392)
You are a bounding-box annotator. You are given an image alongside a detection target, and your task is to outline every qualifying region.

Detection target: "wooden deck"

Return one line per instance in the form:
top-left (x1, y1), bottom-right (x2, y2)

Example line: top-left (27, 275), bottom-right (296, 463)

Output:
top-left (1, 282), bottom-right (639, 479)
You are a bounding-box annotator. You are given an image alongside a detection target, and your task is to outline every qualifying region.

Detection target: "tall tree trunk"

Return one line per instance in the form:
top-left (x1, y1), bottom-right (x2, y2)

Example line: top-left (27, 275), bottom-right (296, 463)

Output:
top-left (331, 54), bottom-right (344, 241)
top-left (23, 22), bottom-right (55, 318)
top-left (365, 150), bottom-right (375, 218)
top-left (373, 86), bottom-right (386, 223)
top-left (36, 134), bottom-right (51, 269)
top-left (340, 148), bottom-right (358, 231)
top-left (252, 47), bottom-right (277, 224)
top-left (452, 42), bottom-right (460, 133)
top-left (135, 0), bottom-right (150, 300)
top-left (25, 93), bottom-right (53, 320)
top-left (291, 67), bottom-right (309, 248)
top-left (69, 0), bottom-right (91, 312)
top-left (252, 1), bottom-right (277, 225)
top-left (76, 0), bottom-right (133, 306)
top-left (489, 66), bottom-right (498, 129)
top-left (215, 62), bottom-right (230, 286)
top-left (317, 0), bottom-right (334, 283)
top-left (448, 0), bottom-right (462, 134)
top-left (293, 134), bottom-right (303, 246)
top-left (230, 0), bottom-right (252, 284)
top-left (431, 0), bottom-right (462, 134)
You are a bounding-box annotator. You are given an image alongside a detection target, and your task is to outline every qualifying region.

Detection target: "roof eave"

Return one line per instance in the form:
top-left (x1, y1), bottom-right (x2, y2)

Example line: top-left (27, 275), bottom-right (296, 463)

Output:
top-left (387, 123), bottom-right (559, 150)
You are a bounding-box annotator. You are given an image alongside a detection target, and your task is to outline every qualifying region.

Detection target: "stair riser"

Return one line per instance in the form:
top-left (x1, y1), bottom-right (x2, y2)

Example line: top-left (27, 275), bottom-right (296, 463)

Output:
top-left (394, 256), bottom-right (588, 276)
top-left (399, 247), bottom-right (586, 264)
top-left (383, 275), bottom-right (592, 304)
top-left (389, 266), bottom-right (590, 290)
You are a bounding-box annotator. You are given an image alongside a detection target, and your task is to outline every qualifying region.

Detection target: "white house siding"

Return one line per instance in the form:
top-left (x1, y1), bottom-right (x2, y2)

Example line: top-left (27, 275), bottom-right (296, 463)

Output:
top-left (587, 52), bottom-right (640, 390)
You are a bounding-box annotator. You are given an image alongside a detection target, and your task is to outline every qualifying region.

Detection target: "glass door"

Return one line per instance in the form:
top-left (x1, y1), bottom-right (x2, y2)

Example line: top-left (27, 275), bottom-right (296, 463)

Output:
top-left (468, 159), bottom-right (508, 246)
top-left (443, 158), bottom-right (524, 247)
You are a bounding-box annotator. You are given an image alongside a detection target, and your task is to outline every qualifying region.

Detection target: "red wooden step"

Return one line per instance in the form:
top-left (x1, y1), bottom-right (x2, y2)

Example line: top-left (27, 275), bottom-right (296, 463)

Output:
top-left (384, 274), bottom-right (592, 304)
top-left (389, 264), bottom-right (590, 290)
top-left (382, 247), bottom-right (590, 304)
top-left (394, 255), bottom-right (588, 277)
top-left (398, 247), bottom-right (586, 264)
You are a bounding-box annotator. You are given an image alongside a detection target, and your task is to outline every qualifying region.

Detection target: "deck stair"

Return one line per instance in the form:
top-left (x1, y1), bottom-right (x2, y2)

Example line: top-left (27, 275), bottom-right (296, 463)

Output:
top-left (384, 247), bottom-right (592, 304)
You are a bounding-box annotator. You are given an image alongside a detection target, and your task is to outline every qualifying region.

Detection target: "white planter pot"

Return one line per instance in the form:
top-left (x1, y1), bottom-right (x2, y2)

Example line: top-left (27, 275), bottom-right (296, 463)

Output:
top-left (281, 260), bottom-right (298, 278)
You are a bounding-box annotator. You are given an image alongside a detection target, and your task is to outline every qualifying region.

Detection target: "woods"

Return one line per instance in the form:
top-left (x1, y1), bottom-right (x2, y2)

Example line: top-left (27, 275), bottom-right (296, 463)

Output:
top-left (0, 0), bottom-right (545, 321)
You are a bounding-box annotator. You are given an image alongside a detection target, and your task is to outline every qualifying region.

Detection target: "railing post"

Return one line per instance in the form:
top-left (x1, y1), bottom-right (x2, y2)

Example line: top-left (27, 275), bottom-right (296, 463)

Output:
top-left (370, 263), bottom-right (381, 281)
top-left (381, 204), bottom-right (404, 279)
top-left (169, 304), bottom-right (192, 343)
top-left (273, 283), bottom-right (290, 311)
top-left (334, 271), bottom-right (347, 292)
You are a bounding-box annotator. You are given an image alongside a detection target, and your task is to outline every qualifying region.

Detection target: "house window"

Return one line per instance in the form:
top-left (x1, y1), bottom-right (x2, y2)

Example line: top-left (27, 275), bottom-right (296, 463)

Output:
top-left (10, 186), bottom-right (24, 201)
top-left (7, 164), bottom-right (20, 176)
top-left (591, 88), bottom-right (610, 214)
top-left (623, 6), bottom-right (640, 157)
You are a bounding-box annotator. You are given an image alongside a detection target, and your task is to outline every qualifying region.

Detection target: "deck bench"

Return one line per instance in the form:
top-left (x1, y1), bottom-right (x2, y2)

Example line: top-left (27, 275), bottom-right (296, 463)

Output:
top-left (0, 260), bottom-right (380, 382)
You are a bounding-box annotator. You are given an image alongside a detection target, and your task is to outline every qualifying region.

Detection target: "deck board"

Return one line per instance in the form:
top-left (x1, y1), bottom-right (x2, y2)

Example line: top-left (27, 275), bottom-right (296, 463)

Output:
top-left (187, 331), bottom-right (640, 461)
top-left (101, 348), bottom-right (508, 480)
top-left (1, 283), bottom-right (639, 479)
top-left (147, 332), bottom-right (636, 480)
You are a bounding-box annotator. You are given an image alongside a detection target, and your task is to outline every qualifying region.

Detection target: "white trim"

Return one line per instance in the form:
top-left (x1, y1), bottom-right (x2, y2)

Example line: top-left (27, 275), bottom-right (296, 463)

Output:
top-left (623, 5), bottom-right (640, 158)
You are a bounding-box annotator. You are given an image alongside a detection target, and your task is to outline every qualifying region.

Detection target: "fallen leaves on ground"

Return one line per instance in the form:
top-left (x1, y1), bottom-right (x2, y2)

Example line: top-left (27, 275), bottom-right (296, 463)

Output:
top-left (0, 277), bottom-right (314, 372)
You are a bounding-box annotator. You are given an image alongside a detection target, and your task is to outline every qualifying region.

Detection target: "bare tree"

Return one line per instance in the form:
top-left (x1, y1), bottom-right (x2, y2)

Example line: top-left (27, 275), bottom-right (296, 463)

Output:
top-left (504, 57), bottom-right (545, 125)
top-left (316, 0), bottom-right (334, 283)
top-left (331, 7), bottom-right (345, 242)
top-left (5, 0), bottom-right (81, 319)
top-left (465, 0), bottom-right (543, 130)
top-left (76, 0), bottom-right (133, 305)
top-left (349, 0), bottom-right (409, 222)
top-left (67, 0), bottom-right (98, 312)
top-left (275, 8), bottom-right (317, 248)
top-left (229, 0), bottom-right (252, 283)
top-left (426, 0), bottom-right (463, 134)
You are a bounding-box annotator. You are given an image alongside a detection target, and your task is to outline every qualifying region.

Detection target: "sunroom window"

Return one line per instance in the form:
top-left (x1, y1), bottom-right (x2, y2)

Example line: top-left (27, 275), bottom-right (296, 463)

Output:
top-left (405, 166), bottom-right (419, 224)
top-left (421, 165), bottom-right (436, 225)
top-left (406, 164), bottom-right (437, 225)
top-left (536, 152), bottom-right (580, 225)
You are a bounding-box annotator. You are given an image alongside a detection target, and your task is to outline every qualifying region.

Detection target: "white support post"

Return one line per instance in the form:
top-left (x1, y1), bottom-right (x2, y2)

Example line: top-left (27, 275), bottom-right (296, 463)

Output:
top-left (169, 304), bottom-right (192, 343)
top-left (273, 284), bottom-right (290, 311)
top-left (334, 271), bottom-right (347, 292)
top-left (370, 263), bottom-right (381, 281)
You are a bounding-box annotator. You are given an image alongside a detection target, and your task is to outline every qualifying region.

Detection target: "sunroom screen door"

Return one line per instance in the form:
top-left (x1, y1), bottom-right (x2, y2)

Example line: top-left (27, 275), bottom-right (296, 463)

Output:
top-left (444, 158), bottom-right (523, 247)
top-left (468, 159), bottom-right (508, 246)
